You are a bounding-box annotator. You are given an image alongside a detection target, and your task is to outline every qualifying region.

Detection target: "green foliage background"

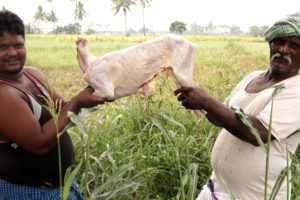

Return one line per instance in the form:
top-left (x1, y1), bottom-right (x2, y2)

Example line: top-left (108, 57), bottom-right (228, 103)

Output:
top-left (25, 35), bottom-right (300, 200)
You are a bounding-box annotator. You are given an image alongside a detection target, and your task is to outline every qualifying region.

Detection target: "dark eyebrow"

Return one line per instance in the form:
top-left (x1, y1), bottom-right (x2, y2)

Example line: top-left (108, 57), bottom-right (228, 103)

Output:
top-left (15, 41), bottom-right (25, 45)
top-left (290, 37), bottom-right (300, 43)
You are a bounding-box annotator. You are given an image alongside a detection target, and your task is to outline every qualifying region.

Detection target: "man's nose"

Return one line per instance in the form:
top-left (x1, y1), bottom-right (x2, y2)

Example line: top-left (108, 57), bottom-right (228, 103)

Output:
top-left (278, 43), bottom-right (290, 54)
top-left (7, 46), bottom-right (18, 55)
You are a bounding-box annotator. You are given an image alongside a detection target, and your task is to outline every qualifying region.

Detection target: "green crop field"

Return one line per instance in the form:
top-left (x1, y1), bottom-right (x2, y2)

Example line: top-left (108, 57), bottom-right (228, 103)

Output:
top-left (25, 35), bottom-right (300, 200)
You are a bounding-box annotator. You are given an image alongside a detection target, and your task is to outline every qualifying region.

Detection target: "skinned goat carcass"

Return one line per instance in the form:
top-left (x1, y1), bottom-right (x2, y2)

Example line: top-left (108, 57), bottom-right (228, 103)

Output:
top-left (76, 34), bottom-right (196, 100)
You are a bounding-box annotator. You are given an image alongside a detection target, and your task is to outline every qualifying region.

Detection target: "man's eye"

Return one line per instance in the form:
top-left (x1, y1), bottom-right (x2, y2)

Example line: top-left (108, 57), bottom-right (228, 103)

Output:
top-left (15, 44), bottom-right (24, 49)
top-left (0, 45), bottom-right (8, 50)
top-left (290, 43), bottom-right (300, 50)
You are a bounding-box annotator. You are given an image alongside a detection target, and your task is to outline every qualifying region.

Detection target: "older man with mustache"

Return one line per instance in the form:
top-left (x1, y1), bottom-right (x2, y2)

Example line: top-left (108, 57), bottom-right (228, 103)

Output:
top-left (175, 14), bottom-right (300, 200)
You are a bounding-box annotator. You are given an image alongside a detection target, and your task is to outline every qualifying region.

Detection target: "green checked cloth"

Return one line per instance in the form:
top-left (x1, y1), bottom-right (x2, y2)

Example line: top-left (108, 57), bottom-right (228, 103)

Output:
top-left (264, 14), bottom-right (300, 42)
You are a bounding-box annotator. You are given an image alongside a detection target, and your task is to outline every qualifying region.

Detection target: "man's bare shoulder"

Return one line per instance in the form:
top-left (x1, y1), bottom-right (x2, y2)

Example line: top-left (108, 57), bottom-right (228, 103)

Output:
top-left (0, 82), bottom-right (28, 104)
top-left (0, 82), bottom-right (40, 145)
top-left (24, 66), bottom-right (47, 83)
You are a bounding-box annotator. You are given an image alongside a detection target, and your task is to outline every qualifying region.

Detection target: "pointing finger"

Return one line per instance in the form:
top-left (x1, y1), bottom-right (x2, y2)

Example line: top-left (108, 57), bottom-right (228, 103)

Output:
top-left (177, 93), bottom-right (187, 101)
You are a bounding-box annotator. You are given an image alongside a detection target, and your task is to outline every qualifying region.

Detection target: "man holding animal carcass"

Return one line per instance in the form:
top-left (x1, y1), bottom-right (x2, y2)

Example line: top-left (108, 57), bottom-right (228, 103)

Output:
top-left (175, 14), bottom-right (300, 200)
top-left (0, 10), bottom-right (107, 200)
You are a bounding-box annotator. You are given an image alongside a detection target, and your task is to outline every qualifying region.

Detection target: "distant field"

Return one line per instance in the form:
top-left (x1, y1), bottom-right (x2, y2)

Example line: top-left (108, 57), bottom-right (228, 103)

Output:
top-left (25, 34), bottom-right (267, 100)
top-left (24, 35), bottom-right (300, 200)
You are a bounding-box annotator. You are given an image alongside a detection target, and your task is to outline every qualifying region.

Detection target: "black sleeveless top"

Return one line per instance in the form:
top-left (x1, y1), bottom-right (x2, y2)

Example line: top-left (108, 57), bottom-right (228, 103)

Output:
top-left (0, 69), bottom-right (75, 187)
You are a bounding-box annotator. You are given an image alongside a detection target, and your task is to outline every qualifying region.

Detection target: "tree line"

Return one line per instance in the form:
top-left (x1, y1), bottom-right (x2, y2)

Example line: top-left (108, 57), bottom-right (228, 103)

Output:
top-left (1, 0), bottom-right (285, 37)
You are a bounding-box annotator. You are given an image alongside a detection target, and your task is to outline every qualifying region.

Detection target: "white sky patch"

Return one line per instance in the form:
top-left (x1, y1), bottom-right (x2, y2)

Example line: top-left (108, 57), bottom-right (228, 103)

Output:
top-left (1, 0), bottom-right (299, 32)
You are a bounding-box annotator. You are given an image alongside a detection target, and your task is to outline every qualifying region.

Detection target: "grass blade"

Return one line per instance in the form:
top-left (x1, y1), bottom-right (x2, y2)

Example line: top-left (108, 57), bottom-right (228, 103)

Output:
top-left (232, 105), bottom-right (266, 152)
top-left (63, 160), bottom-right (83, 200)
top-left (91, 163), bottom-right (135, 196)
top-left (268, 167), bottom-right (288, 200)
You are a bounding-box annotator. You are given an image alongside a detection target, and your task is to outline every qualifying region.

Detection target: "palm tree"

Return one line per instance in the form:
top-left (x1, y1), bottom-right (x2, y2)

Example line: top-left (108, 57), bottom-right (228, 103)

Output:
top-left (112, 0), bottom-right (136, 36)
top-left (74, 0), bottom-right (87, 23)
top-left (46, 0), bottom-right (58, 31)
top-left (135, 0), bottom-right (151, 35)
top-left (33, 5), bottom-right (47, 31)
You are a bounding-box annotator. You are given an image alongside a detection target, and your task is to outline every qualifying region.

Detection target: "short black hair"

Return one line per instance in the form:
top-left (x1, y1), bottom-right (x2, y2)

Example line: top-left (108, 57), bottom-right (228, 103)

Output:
top-left (0, 10), bottom-right (25, 38)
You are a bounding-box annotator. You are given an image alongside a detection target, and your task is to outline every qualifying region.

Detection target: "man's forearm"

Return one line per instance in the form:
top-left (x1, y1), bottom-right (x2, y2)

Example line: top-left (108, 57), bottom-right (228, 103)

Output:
top-left (204, 96), bottom-right (268, 145)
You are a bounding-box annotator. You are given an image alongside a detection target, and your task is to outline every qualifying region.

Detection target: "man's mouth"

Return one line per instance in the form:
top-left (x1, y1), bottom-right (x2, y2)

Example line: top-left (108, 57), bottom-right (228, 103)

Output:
top-left (4, 58), bottom-right (20, 65)
top-left (271, 53), bottom-right (292, 64)
top-left (274, 57), bottom-right (288, 63)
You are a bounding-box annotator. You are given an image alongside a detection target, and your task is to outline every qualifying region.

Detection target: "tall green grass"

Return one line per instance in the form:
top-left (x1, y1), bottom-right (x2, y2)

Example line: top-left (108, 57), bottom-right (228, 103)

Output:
top-left (25, 35), bottom-right (300, 199)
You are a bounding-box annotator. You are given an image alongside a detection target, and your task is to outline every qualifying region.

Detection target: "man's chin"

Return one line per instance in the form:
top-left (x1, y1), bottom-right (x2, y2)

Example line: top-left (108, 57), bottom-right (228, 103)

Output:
top-left (5, 66), bottom-right (24, 75)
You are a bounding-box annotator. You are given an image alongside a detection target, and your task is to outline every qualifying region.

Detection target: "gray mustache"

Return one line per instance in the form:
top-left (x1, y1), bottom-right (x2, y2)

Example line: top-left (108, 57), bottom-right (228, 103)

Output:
top-left (271, 53), bottom-right (292, 64)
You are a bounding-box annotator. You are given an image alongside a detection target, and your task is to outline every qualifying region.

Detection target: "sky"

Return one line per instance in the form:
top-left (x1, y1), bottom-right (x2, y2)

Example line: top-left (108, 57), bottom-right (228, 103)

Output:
top-left (1, 0), bottom-right (300, 33)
